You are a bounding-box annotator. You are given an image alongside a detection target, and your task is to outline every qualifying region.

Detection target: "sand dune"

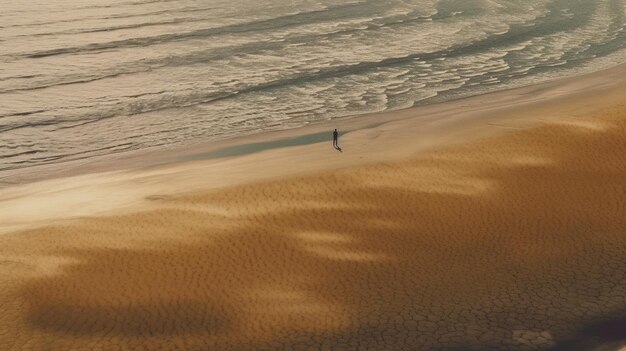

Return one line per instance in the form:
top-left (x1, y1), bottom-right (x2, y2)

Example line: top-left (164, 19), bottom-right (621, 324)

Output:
top-left (0, 95), bottom-right (625, 350)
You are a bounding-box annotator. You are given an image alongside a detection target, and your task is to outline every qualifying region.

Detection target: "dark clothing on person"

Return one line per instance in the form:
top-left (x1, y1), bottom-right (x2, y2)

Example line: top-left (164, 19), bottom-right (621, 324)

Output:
top-left (333, 129), bottom-right (338, 148)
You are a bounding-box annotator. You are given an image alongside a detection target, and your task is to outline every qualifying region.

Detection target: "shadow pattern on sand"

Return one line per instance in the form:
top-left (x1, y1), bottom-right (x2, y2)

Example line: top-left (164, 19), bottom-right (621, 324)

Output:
top-left (5, 107), bottom-right (626, 349)
top-left (548, 316), bottom-right (626, 351)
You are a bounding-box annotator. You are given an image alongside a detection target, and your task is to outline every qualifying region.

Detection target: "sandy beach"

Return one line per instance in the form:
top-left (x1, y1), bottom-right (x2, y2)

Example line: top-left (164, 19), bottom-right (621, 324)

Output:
top-left (0, 64), bottom-right (625, 350)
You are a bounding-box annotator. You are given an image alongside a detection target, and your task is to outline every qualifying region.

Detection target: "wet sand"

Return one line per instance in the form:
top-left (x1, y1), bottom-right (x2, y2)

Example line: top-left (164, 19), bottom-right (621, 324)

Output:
top-left (0, 65), bottom-right (625, 350)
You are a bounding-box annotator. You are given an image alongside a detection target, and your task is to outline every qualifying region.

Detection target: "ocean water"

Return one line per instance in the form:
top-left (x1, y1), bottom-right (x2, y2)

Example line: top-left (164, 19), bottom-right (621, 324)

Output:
top-left (1, 0), bottom-right (625, 179)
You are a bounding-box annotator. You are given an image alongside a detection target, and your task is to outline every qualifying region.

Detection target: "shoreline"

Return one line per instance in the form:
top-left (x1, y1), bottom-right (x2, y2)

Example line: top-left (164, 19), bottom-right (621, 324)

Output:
top-left (0, 63), bottom-right (625, 236)
top-left (1, 62), bottom-right (625, 188)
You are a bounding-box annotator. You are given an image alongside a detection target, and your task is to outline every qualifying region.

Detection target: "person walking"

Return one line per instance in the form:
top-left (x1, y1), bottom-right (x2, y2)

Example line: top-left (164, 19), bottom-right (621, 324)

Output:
top-left (332, 129), bottom-right (339, 149)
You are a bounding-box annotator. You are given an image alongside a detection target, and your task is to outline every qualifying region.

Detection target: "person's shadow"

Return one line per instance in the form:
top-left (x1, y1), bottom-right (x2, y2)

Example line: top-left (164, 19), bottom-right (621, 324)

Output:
top-left (335, 146), bottom-right (343, 152)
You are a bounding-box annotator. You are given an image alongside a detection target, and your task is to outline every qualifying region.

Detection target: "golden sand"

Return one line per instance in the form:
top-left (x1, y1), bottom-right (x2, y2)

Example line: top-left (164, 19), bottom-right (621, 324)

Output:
top-left (0, 98), bottom-right (624, 350)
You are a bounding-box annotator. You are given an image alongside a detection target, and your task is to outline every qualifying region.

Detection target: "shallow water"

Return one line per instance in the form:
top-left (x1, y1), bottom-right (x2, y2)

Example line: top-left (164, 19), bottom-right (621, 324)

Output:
top-left (1, 0), bottom-right (625, 177)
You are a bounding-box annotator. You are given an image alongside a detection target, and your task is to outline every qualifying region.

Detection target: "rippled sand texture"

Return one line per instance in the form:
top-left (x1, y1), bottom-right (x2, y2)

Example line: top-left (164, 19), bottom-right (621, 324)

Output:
top-left (1, 105), bottom-right (626, 350)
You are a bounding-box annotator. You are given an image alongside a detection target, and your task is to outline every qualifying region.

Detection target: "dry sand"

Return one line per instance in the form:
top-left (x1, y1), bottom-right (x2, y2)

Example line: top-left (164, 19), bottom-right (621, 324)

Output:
top-left (0, 66), bottom-right (626, 350)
